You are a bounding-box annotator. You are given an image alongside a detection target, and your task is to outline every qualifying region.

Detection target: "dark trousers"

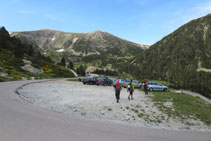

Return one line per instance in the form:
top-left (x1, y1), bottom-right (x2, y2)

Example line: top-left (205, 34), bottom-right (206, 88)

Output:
top-left (115, 89), bottom-right (120, 101)
top-left (144, 87), bottom-right (148, 94)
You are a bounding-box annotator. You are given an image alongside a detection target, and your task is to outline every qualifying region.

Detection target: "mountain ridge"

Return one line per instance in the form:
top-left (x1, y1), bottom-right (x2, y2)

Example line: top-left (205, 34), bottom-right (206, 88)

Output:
top-left (11, 29), bottom-right (149, 72)
top-left (130, 14), bottom-right (211, 98)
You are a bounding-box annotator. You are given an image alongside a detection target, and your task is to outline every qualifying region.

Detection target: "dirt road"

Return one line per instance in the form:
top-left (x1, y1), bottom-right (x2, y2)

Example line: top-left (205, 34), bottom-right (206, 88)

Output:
top-left (0, 79), bottom-right (210, 141)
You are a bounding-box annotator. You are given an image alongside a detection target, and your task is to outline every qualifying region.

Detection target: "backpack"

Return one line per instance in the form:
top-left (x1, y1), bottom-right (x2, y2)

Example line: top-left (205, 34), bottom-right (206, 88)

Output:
top-left (116, 82), bottom-right (121, 89)
top-left (145, 81), bottom-right (149, 87)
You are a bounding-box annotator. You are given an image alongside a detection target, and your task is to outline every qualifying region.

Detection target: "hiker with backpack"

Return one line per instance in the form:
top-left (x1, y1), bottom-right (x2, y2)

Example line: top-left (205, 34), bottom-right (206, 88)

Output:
top-left (128, 80), bottom-right (135, 100)
top-left (115, 80), bottom-right (122, 103)
top-left (144, 81), bottom-right (149, 95)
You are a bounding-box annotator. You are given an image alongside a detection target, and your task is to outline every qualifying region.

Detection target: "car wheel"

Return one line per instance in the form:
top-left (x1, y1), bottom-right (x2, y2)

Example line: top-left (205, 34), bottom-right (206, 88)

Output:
top-left (149, 88), bottom-right (153, 91)
top-left (163, 88), bottom-right (167, 92)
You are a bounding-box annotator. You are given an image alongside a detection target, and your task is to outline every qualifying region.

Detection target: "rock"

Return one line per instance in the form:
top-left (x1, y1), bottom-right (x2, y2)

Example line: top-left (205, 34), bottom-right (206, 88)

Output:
top-left (125, 117), bottom-right (130, 121)
top-left (22, 77), bottom-right (27, 80)
top-left (22, 59), bottom-right (32, 64)
top-left (73, 109), bottom-right (77, 112)
top-left (100, 111), bottom-right (105, 115)
top-left (21, 64), bottom-right (43, 74)
top-left (0, 72), bottom-right (8, 77)
top-left (81, 112), bottom-right (86, 115)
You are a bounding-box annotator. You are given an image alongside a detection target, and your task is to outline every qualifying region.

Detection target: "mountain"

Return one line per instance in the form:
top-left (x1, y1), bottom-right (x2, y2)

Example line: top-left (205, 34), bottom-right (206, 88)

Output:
top-left (11, 30), bottom-right (148, 72)
top-left (0, 27), bottom-right (74, 81)
top-left (132, 14), bottom-right (211, 98)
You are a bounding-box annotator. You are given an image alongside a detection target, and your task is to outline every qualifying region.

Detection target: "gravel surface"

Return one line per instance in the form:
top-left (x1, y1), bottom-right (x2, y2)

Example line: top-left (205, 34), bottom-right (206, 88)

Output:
top-left (18, 80), bottom-right (211, 131)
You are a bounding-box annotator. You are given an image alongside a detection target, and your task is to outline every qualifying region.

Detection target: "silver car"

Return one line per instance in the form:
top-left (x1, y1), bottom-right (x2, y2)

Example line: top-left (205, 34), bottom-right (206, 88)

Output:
top-left (113, 79), bottom-right (125, 87)
top-left (133, 80), bottom-right (141, 88)
top-left (147, 81), bottom-right (168, 92)
top-left (122, 80), bottom-right (130, 88)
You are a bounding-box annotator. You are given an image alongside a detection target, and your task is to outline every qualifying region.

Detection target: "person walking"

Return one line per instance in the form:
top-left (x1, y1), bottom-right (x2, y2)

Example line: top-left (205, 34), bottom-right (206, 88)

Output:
top-left (144, 81), bottom-right (149, 95)
top-left (128, 80), bottom-right (135, 100)
top-left (115, 80), bottom-right (122, 103)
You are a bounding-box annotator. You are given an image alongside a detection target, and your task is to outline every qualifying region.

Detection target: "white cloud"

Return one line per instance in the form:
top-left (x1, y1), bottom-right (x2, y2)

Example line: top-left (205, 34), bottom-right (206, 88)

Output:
top-left (195, 1), bottom-right (211, 14)
top-left (167, 1), bottom-right (211, 33)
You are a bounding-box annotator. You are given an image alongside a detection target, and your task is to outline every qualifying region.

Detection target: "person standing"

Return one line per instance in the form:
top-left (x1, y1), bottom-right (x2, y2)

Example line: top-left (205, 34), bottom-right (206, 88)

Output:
top-left (128, 80), bottom-right (135, 100)
top-left (115, 81), bottom-right (122, 103)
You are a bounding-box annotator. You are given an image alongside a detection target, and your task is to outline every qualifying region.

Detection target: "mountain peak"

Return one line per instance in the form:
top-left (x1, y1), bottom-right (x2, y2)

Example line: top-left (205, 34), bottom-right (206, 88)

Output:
top-left (89, 30), bottom-right (105, 35)
top-left (93, 30), bottom-right (103, 33)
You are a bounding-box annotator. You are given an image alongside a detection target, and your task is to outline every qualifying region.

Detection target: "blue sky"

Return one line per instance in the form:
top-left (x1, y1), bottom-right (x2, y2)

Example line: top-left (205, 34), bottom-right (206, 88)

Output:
top-left (1, 0), bottom-right (211, 45)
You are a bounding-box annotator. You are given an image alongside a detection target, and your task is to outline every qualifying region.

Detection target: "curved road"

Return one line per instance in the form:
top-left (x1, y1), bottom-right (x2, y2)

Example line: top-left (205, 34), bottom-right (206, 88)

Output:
top-left (0, 80), bottom-right (210, 141)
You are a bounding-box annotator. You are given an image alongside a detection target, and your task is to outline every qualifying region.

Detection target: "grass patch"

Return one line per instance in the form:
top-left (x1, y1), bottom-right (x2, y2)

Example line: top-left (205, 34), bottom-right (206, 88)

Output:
top-left (151, 91), bottom-right (211, 126)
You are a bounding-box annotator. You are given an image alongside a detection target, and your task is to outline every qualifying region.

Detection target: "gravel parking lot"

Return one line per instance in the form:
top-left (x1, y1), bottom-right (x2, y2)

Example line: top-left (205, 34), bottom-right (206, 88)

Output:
top-left (18, 79), bottom-right (211, 131)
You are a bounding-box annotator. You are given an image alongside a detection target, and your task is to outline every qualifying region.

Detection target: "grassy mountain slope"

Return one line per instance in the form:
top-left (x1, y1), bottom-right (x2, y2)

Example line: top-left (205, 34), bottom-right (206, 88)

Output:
top-left (132, 14), bottom-right (211, 98)
top-left (0, 27), bottom-right (74, 81)
top-left (11, 30), bottom-right (148, 71)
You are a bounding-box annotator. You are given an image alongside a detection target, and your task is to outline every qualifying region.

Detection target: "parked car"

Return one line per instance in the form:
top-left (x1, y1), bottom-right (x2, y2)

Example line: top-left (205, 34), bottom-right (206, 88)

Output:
top-left (113, 79), bottom-right (125, 87)
top-left (133, 80), bottom-right (141, 88)
top-left (82, 77), bottom-right (97, 85)
top-left (147, 81), bottom-right (168, 91)
top-left (96, 77), bottom-right (113, 86)
top-left (123, 80), bottom-right (141, 88)
top-left (122, 80), bottom-right (130, 88)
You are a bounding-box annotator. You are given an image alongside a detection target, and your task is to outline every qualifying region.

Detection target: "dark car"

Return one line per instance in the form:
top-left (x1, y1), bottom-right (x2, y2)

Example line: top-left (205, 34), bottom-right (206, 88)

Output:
top-left (96, 77), bottom-right (112, 86)
top-left (82, 77), bottom-right (97, 85)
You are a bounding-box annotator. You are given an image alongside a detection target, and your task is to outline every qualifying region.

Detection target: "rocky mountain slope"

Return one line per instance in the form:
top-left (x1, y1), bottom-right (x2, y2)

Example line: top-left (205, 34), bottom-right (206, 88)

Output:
top-left (132, 14), bottom-right (211, 98)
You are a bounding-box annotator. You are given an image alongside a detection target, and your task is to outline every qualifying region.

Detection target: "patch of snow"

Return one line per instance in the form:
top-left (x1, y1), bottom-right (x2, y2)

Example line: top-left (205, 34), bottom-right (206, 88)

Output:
top-left (52, 36), bottom-right (56, 41)
top-left (56, 49), bottom-right (64, 52)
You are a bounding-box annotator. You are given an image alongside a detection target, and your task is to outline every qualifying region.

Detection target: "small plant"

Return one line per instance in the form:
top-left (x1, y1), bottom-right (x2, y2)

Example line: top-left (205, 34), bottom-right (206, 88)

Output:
top-left (41, 65), bottom-right (52, 73)
top-left (13, 75), bottom-right (22, 80)
top-left (131, 109), bottom-right (138, 113)
top-left (108, 108), bottom-right (112, 111)
top-left (140, 109), bottom-right (145, 112)
top-left (135, 105), bottom-right (140, 108)
top-left (6, 65), bottom-right (14, 69)
top-left (138, 113), bottom-right (144, 118)
top-left (126, 106), bottom-right (129, 110)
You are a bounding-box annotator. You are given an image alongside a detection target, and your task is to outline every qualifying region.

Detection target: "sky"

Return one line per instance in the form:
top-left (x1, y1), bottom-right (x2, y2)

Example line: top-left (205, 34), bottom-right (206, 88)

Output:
top-left (1, 0), bottom-right (211, 45)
